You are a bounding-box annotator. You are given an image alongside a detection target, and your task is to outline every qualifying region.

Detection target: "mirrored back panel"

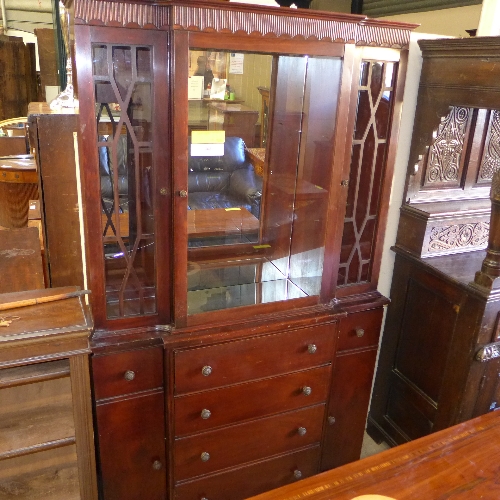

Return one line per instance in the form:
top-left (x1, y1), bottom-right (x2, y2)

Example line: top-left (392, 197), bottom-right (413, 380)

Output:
top-left (186, 49), bottom-right (342, 315)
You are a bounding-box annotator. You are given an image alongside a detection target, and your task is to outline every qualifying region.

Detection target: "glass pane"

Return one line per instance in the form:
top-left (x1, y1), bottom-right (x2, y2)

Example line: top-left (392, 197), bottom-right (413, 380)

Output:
top-left (339, 59), bottom-right (397, 287)
top-left (93, 44), bottom-right (156, 319)
top-left (186, 49), bottom-right (342, 314)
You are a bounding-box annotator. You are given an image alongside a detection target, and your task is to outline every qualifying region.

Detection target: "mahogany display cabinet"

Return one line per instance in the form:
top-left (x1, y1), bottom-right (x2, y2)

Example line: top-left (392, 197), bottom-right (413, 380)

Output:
top-left (368, 37), bottom-right (500, 447)
top-left (73, 1), bottom-right (415, 498)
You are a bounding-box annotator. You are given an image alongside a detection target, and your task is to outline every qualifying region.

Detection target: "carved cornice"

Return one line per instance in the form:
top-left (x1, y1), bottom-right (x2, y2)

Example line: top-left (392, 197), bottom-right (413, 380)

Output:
top-left (74, 0), bottom-right (414, 48)
top-left (75, 0), bottom-right (170, 29)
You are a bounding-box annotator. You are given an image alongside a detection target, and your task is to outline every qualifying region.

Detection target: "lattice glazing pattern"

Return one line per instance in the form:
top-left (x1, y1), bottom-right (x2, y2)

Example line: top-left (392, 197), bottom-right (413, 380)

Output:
top-left (93, 44), bottom-right (156, 318)
top-left (338, 60), bottom-right (396, 287)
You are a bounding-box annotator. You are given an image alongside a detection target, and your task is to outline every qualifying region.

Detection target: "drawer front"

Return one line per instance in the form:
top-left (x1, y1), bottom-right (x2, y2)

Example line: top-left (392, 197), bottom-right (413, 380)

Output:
top-left (174, 323), bottom-right (336, 394)
top-left (174, 446), bottom-right (321, 500)
top-left (174, 404), bottom-right (325, 482)
top-left (175, 365), bottom-right (331, 437)
top-left (337, 308), bottom-right (383, 352)
top-left (92, 347), bottom-right (163, 400)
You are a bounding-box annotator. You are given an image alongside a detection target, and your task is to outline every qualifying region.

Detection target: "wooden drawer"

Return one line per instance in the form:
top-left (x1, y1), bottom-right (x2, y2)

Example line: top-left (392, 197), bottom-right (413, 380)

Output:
top-left (174, 324), bottom-right (336, 394)
top-left (92, 346), bottom-right (163, 400)
top-left (337, 308), bottom-right (383, 352)
top-left (174, 446), bottom-right (321, 500)
top-left (175, 365), bottom-right (331, 437)
top-left (174, 404), bottom-right (325, 482)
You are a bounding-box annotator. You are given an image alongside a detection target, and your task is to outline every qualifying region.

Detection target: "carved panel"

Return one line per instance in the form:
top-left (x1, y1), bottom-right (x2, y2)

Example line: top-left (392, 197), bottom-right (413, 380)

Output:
top-left (479, 110), bottom-right (500, 182)
top-left (427, 222), bottom-right (489, 254)
top-left (74, 0), bottom-right (412, 48)
top-left (424, 106), bottom-right (469, 187)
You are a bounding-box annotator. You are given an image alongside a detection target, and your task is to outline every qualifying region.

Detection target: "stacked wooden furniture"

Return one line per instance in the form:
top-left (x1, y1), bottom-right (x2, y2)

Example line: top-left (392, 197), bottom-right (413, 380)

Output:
top-left (368, 37), bottom-right (500, 447)
top-left (27, 103), bottom-right (85, 289)
top-left (0, 287), bottom-right (97, 499)
top-left (73, 1), bottom-right (416, 498)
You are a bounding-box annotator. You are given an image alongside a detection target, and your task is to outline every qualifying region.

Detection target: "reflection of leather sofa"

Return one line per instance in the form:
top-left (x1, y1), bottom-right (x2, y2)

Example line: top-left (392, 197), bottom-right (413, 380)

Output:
top-left (99, 135), bottom-right (128, 213)
top-left (188, 137), bottom-right (262, 218)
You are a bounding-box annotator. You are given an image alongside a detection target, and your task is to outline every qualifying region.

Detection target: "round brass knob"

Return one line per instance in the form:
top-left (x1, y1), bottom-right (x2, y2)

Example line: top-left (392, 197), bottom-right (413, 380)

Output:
top-left (124, 370), bottom-right (135, 381)
top-left (201, 409), bottom-right (211, 420)
top-left (293, 469), bottom-right (302, 479)
top-left (179, 189), bottom-right (188, 198)
top-left (200, 452), bottom-right (210, 462)
top-left (298, 427), bottom-right (307, 436)
top-left (328, 416), bottom-right (336, 425)
top-left (202, 365), bottom-right (212, 377)
top-left (152, 460), bottom-right (162, 470)
top-left (302, 386), bottom-right (312, 396)
top-left (355, 328), bottom-right (365, 338)
top-left (307, 344), bottom-right (317, 354)
top-left (159, 187), bottom-right (168, 196)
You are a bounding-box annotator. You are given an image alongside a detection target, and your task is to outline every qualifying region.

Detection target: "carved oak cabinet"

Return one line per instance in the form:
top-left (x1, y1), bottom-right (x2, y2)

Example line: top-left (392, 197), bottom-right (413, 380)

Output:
top-left (73, 1), bottom-right (415, 498)
top-left (368, 38), bottom-right (500, 447)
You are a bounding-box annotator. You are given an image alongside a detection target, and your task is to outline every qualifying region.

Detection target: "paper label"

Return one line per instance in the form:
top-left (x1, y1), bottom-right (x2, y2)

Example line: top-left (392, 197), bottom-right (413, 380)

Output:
top-left (191, 130), bottom-right (226, 144)
top-left (191, 143), bottom-right (225, 157)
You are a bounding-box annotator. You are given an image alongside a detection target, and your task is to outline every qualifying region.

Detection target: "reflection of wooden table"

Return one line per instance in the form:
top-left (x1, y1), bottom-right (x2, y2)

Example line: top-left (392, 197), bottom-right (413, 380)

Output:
top-left (0, 155), bottom-right (38, 228)
top-left (246, 147), bottom-right (265, 177)
top-left (208, 102), bottom-right (259, 147)
top-left (188, 208), bottom-right (259, 238)
top-left (249, 410), bottom-right (500, 500)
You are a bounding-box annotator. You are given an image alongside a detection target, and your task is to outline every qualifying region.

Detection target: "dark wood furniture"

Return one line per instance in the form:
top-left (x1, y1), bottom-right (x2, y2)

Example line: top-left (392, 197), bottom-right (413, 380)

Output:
top-left (368, 37), bottom-right (500, 447)
top-left (247, 410), bottom-right (500, 500)
top-left (0, 287), bottom-right (98, 499)
top-left (0, 226), bottom-right (45, 293)
top-left (27, 103), bottom-right (85, 290)
top-left (207, 102), bottom-right (259, 148)
top-left (0, 154), bottom-right (38, 229)
top-left (73, 1), bottom-right (415, 498)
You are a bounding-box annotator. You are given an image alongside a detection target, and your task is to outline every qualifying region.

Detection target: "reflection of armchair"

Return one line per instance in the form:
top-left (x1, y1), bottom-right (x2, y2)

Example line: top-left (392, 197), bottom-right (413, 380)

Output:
top-left (188, 136), bottom-right (262, 217)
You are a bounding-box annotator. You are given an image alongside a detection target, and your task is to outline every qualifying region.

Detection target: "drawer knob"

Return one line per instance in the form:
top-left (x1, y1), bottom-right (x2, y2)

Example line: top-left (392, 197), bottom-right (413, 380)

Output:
top-left (302, 386), bottom-right (312, 396)
top-left (124, 370), bottom-right (135, 381)
top-left (152, 460), bottom-right (162, 470)
top-left (200, 452), bottom-right (211, 462)
top-left (201, 409), bottom-right (211, 420)
top-left (328, 416), bottom-right (336, 425)
top-left (298, 427), bottom-right (307, 436)
top-left (307, 344), bottom-right (317, 354)
top-left (293, 469), bottom-right (302, 479)
top-left (202, 365), bottom-right (212, 377)
top-left (355, 328), bottom-right (365, 338)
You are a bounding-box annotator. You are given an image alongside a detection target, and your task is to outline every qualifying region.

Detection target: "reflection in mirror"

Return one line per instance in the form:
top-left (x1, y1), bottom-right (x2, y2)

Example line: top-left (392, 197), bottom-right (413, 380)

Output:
top-left (186, 50), bottom-right (342, 315)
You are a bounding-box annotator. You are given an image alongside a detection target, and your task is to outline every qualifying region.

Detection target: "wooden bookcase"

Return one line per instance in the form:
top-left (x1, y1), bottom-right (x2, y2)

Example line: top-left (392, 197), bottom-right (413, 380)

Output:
top-left (72, 1), bottom-right (416, 498)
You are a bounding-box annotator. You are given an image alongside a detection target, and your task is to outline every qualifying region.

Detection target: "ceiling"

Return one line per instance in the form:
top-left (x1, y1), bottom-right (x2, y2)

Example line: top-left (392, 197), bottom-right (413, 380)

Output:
top-left (1, 0), bottom-right (53, 34)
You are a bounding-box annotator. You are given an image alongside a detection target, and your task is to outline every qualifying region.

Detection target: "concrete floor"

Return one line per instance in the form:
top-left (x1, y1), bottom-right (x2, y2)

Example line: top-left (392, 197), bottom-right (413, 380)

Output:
top-left (360, 432), bottom-right (390, 459)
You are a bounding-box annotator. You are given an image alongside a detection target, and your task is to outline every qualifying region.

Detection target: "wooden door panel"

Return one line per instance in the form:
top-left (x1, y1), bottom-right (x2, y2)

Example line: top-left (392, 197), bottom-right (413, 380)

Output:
top-left (321, 348), bottom-right (377, 471)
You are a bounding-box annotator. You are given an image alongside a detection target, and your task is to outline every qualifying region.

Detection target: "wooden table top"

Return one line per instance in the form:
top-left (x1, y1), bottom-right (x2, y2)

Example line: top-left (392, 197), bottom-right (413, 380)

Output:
top-left (188, 208), bottom-right (259, 238)
top-left (248, 411), bottom-right (500, 500)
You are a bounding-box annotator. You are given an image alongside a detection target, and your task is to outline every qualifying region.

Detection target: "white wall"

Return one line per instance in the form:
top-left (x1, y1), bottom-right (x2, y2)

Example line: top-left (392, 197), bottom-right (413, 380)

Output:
top-left (377, 32), bottom-right (448, 299)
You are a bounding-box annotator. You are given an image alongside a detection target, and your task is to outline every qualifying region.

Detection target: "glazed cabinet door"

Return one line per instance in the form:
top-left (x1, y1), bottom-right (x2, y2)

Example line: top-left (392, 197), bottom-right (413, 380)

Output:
top-left (75, 25), bottom-right (171, 330)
